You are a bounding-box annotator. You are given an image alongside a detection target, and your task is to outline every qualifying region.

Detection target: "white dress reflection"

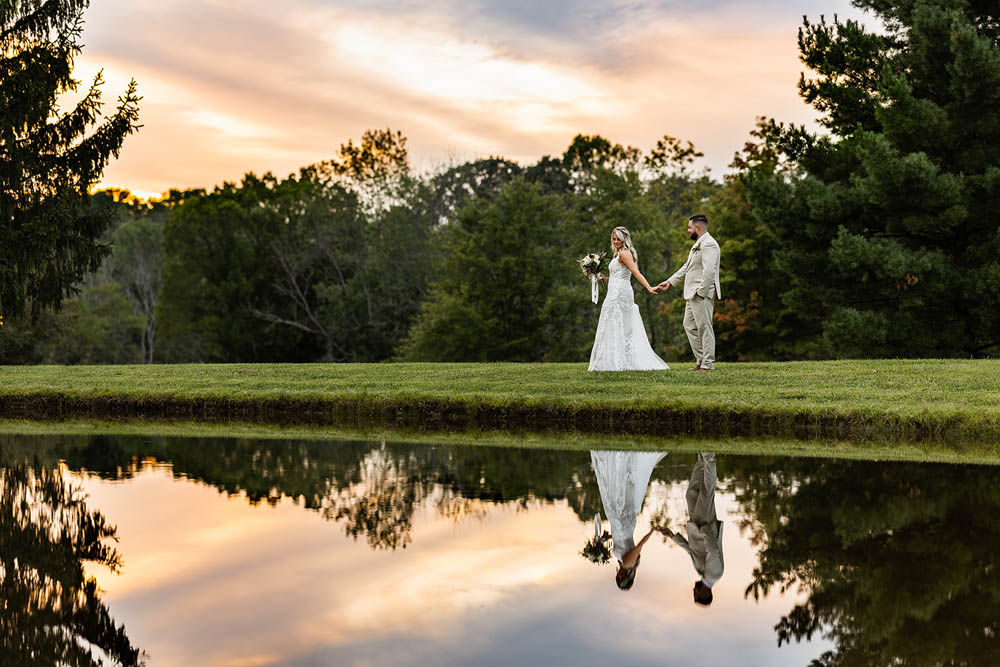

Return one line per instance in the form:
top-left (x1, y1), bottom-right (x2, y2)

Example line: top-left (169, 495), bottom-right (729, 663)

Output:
top-left (666, 452), bottom-right (724, 606)
top-left (591, 450), bottom-right (666, 590)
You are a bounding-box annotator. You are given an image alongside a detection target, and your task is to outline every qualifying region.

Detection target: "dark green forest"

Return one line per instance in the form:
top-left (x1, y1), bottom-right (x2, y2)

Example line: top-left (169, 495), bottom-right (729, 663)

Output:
top-left (3, 0), bottom-right (999, 364)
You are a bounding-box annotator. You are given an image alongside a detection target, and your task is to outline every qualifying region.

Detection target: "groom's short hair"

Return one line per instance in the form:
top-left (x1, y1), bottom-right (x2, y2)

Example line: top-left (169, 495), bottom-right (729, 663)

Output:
top-left (694, 580), bottom-right (713, 606)
top-left (688, 213), bottom-right (709, 227)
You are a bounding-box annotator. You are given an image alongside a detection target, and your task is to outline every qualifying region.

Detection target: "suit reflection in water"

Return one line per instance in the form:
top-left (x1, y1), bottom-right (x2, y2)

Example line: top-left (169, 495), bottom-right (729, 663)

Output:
top-left (590, 450), bottom-right (666, 590)
top-left (666, 453), bottom-right (724, 606)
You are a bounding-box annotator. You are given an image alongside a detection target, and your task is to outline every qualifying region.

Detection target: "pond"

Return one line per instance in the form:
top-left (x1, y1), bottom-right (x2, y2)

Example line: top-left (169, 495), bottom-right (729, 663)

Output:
top-left (2, 434), bottom-right (998, 666)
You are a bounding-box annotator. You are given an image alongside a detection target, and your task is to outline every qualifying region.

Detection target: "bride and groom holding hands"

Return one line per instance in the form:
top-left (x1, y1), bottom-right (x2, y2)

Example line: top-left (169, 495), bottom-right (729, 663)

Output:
top-left (590, 450), bottom-right (724, 605)
top-left (588, 213), bottom-right (721, 372)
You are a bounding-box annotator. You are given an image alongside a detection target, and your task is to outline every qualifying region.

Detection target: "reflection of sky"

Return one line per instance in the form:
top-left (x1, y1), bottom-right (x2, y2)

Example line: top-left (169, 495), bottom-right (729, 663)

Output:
top-left (72, 0), bottom-right (877, 197)
top-left (76, 464), bottom-right (830, 666)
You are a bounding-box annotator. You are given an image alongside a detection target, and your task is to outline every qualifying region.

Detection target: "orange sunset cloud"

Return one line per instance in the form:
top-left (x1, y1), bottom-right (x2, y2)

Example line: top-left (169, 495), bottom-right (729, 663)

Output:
top-left (74, 0), bottom-right (876, 198)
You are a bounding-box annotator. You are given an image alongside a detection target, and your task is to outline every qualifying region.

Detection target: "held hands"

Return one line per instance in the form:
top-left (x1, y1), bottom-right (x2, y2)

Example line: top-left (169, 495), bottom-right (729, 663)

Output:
top-left (653, 280), bottom-right (671, 293)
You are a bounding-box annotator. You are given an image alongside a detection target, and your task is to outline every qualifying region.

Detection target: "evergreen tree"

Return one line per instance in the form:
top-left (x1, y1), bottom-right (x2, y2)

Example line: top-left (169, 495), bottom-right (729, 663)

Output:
top-left (747, 1), bottom-right (1000, 357)
top-left (0, 459), bottom-right (143, 666)
top-left (0, 0), bottom-right (140, 319)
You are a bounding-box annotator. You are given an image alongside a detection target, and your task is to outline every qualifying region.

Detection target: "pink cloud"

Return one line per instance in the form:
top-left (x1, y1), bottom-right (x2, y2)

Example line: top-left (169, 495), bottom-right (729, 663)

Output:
top-left (75, 0), bottom-right (872, 196)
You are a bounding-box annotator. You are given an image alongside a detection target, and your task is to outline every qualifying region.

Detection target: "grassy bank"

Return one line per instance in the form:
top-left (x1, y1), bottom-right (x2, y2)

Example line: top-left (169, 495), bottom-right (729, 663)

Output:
top-left (1, 360), bottom-right (998, 445)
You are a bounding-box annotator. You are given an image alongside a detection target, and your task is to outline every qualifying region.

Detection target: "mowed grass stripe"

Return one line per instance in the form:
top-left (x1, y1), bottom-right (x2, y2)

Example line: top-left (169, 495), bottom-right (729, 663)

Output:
top-left (1, 360), bottom-right (998, 442)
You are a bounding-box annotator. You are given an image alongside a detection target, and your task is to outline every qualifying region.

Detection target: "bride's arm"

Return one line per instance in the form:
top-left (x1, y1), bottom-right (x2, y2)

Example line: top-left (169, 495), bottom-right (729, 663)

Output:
top-left (622, 527), bottom-right (657, 568)
top-left (618, 251), bottom-right (656, 293)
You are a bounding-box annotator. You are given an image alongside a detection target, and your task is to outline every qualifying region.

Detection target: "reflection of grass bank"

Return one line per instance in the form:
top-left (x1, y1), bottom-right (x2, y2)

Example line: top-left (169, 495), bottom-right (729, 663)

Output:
top-left (1, 360), bottom-right (998, 446)
top-left (3, 419), bottom-right (1000, 464)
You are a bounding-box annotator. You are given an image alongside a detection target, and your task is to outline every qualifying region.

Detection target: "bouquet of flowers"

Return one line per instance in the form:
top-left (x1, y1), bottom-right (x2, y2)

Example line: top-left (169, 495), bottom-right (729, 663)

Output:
top-left (580, 513), bottom-right (613, 564)
top-left (579, 251), bottom-right (607, 304)
top-left (581, 531), bottom-right (613, 564)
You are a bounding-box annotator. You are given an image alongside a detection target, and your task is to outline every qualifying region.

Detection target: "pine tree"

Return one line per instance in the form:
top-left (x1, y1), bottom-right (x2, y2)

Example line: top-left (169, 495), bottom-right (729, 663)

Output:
top-left (1, 0), bottom-right (140, 319)
top-left (748, 1), bottom-right (1000, 357)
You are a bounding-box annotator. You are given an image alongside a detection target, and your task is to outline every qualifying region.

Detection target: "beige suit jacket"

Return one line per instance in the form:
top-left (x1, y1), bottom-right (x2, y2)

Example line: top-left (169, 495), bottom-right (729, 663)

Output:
top-left (668, 233), bottom-right (721, 300)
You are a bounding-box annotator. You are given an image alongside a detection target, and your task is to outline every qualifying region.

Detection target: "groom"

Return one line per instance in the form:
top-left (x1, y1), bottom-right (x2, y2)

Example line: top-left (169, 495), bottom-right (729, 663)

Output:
top-left (655, 214), bottom-right (721, 371)
top-left (661, 453), bottom-right (724, 606)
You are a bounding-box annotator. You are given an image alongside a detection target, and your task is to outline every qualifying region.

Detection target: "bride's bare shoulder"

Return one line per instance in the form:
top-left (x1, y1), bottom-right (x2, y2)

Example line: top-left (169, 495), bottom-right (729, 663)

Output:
top-left (617, 251), bottom-right (636, 268)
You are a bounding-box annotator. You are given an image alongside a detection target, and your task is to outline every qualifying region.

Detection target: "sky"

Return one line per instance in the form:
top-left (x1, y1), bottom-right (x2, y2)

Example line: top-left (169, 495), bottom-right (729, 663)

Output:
top-left (73, 0), bottom-right (875, 198)
top-left (77, 462), bottom-right (831, 666)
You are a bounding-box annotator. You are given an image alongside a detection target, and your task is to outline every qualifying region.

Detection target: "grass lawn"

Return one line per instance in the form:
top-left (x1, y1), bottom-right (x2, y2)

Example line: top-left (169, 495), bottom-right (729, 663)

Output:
top-left (1, 360), bottom-right (998, 444)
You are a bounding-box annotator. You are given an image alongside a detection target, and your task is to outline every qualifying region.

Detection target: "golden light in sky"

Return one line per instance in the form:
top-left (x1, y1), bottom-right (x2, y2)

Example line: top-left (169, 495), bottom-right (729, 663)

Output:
top-left (76, 464), bottom-right (826, 665)
top-left (76, 0), bottom-right (874, 199)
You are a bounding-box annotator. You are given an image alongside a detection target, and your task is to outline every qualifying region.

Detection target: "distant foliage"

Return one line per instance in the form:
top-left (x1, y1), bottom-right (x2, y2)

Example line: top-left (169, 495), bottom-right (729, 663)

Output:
top-left (398, 179), bottom-right (570, 361)
top-left (9, 0), bottom-right (1000, 372)
top-left (156, 131), bottom-right (436, 362)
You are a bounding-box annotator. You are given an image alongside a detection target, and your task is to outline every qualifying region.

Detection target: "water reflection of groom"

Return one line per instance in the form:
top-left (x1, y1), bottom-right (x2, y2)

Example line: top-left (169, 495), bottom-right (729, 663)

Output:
top-left (662, 453), bottom-right (724, 606)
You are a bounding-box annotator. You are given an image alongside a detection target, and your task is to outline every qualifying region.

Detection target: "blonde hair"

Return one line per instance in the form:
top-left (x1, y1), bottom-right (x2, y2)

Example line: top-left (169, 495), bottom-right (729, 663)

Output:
top-left (611, 226), bottom-right (638, 264)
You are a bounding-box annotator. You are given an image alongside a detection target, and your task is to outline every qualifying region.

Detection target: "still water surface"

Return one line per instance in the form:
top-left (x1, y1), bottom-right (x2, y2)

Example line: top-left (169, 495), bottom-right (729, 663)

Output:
top-left (2, 434), bottom-right (998, 666)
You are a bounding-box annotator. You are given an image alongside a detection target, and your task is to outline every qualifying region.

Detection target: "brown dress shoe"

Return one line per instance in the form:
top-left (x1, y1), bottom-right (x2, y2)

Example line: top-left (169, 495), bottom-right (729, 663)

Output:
top-left (689, 365), bottom-right (701, 371)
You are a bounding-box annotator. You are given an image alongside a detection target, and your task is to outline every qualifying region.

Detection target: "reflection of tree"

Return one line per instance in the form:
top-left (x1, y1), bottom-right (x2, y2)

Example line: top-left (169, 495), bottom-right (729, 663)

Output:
top-left (50, 436), bottom-right (701, 552)
top-left (29, 435), bottom-right (1000, 664)
top-left (44, 435), bottom-right (705, 555)
top-left (734, 459), bottom-right (1000, 666)
top-left (0, 460), bottom-right (143, 666)
top-left (324, 446), bottom-right (420, 550)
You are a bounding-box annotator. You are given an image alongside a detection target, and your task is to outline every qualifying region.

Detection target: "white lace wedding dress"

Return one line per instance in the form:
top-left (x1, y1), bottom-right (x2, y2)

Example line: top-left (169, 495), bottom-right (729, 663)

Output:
top-left (588, 255), bottom-right (669, 371)
top-left (591, 450), bottom-right (667, 562)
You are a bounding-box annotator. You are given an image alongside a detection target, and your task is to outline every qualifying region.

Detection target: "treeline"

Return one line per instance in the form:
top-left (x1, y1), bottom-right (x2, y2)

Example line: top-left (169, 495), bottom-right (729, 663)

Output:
top-left (3, 0), bottom-right (999, 363)
top-left (0, 130), bottom-right (761, 364)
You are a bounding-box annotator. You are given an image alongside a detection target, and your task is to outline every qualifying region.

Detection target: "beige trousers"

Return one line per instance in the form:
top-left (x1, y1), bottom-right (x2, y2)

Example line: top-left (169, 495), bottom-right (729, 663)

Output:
top-left (683, 296), bottom-right (715, 369)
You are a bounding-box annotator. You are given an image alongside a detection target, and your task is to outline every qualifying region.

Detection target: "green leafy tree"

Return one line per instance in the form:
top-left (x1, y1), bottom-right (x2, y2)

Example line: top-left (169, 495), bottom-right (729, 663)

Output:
top-left (398, 178), bottom-right (570, 361)
top-left (104, 189), bottom-right (197, 363)
top-left (323, 127), bottom-right (410, 215)
top-left (747, 3), bottom-right (1000, 357)
top-left (158, 130), bottom-right (432, 363)
top-left (157, 173), bottom-right (317, 362)
top-left (244, 170), bottom-right (363, 361)
top-left (0, 0), bottom-right (140, 320)
top-left (427, 157), bottom-right (523, 223)
top-left (33, 281), bottom-right (145, 364)
top-left (523, 155), bottom-right (572, 196)
top-left (707, 118), bottom-right (802, 360)
top-left (562, 133), bottom-right (641, 193)
top-left (249, 138), bottom-right (432, 362)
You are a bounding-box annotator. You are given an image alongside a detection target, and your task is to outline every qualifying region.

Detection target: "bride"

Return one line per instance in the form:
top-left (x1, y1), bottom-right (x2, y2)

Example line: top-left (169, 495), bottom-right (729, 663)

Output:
top-left (588, 227), bottom-right (669, 371)
top-left (591, 450), bottom-right (668, 590)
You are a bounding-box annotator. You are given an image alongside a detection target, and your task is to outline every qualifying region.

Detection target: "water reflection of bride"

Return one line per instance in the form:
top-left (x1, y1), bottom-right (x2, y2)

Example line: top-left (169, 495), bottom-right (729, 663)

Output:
top-left (590, 450), bottom-right (667, 590)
